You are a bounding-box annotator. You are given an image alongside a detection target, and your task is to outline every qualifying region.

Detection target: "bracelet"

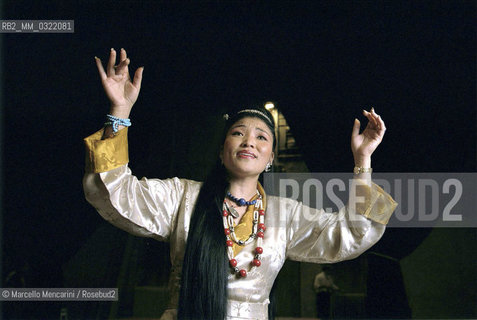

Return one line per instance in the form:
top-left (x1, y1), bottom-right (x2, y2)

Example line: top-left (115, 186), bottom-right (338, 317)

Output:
top-left (105, 114), bottom-right (131, 133)
top-left (353, 166), bottom-right (372, 174)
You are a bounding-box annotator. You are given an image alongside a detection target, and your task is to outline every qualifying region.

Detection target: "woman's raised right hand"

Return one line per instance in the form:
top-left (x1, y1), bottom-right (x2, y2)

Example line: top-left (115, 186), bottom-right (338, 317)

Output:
top-left (95, 48), bottom-right (144, 119)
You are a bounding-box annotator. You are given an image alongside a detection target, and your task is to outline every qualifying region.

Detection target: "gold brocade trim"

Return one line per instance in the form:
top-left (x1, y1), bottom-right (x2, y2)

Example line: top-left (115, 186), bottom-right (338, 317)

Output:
top-left (84, 127), bottom-right (129, 173)
top-left (354, 179), bottom-right (398, 225)
top-left (231, 182), bottom-right (267, 257)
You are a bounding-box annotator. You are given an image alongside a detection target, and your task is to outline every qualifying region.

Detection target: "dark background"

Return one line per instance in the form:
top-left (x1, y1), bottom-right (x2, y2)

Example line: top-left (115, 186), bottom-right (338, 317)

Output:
top-left (1, 1), bottom-right (476, 319)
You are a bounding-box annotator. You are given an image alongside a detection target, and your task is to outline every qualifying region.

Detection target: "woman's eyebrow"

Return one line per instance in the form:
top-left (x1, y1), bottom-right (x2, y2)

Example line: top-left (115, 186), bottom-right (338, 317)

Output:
top-left (256, 127), bottom-right (271, 136)
top-left (230, 124), bottom-right (271, 136)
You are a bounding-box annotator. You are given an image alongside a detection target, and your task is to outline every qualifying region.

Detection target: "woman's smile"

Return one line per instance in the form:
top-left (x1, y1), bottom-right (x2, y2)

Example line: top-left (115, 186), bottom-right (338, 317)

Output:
top-left (236, 149), bottom-right (257, 159)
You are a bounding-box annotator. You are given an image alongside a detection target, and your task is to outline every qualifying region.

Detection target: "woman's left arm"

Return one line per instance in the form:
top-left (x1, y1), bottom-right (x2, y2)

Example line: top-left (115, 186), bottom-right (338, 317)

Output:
top-left (285, 108), bottom-right (397, 263)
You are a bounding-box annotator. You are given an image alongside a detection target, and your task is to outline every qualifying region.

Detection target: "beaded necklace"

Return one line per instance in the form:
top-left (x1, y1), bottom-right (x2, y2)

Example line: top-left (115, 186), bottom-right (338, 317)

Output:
top-left (222, 194), bottom-right (266, 278)
top-left (226, 191), bottom-right (258, 207)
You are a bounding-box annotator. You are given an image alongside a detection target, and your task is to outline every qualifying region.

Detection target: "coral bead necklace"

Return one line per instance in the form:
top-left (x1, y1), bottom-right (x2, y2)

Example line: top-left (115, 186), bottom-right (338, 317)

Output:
top-left (222, 193), bottom-right (266, 278)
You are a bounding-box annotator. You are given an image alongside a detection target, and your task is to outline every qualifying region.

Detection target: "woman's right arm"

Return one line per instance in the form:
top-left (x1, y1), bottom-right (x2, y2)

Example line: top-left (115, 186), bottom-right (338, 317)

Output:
top-left (83, 163), bottom-right (187, 241)
top-left (84, 49), bottom-right (181, 240)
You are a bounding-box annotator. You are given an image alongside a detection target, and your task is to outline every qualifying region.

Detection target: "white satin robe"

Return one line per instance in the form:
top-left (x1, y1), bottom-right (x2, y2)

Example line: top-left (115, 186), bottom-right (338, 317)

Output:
top-left (83, 162), bottom-right (397, 320)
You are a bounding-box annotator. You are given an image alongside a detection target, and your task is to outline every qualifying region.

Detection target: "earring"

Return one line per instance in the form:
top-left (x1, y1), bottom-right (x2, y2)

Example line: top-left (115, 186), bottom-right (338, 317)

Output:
top-left (265, 162), bottom-right (272, 172)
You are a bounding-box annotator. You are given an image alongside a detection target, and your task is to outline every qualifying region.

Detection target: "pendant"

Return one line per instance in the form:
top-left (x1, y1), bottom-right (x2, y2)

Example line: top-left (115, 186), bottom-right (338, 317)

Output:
top-left (225, 202), bottom-right (239, 218)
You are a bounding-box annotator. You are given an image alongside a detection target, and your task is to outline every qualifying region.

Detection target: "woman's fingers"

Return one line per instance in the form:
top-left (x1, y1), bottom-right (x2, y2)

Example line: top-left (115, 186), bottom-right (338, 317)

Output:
top-left (120, 48), bottom-right (127, 62)
top-left (96, 48), bottom-right (138, 86)
top-left (95, 56), bottom-right (107, 81)
top-left (107, 48), bottom-right (116, 76)
top-left (95, 48), bottom-right (130, 79)
top-left (363, 109), bottom-right (378, 128)
top-left (369, 108), bottom-right (379, 128)
top-left (351, 118), bottom-right (361, 138)
top-left (132, 67), bottom-right (144, 89)
top-left (116, 48), bottom-right (129, 75)
top-left (378, 116), bottom-right (386, 131)
top-left (115, 58), bottom-right (130, 76)
top-left (370, 108), bottom-right (380, 128)
top-left (376, 115), bottom-right (386, 135)
top-left (369, 108), bottom-right (386, 133)
top-left (361, 108), bottom-right (386, 139)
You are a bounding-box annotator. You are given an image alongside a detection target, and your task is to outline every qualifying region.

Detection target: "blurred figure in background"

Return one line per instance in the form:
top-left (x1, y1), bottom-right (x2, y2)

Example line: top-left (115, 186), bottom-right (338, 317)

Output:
top-left (314, 265), bottom-right (339, 319)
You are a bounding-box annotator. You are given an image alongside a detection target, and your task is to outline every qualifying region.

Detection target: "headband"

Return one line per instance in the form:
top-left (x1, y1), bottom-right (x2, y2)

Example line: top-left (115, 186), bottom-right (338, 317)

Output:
top-left (235, 109), bottom-right (274, 125)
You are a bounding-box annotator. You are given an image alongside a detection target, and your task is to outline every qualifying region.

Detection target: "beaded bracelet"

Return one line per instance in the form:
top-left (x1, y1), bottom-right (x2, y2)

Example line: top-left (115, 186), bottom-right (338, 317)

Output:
top-left (105, 114), bottom-right (131, 133)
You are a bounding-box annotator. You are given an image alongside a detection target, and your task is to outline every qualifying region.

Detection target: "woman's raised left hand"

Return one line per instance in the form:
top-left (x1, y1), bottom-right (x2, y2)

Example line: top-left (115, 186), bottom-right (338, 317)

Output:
top-left (351, 108), bottom-right (386, 167)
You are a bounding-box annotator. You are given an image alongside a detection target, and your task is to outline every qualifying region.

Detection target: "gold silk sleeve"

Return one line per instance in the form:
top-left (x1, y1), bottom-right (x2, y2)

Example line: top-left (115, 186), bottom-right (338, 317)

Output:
top-left (353, 179), bottom-right (398, 225)
top-left (84, 128), bottom-right (129, 173)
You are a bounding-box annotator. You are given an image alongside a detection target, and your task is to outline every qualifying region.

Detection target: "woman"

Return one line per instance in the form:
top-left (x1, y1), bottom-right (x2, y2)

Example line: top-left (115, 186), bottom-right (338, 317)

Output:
top-left (84, 48), bottom-right (397, 320)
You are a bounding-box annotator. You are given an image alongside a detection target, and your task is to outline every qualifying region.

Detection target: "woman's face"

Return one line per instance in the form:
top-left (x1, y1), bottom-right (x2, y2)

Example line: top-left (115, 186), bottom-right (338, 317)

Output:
top-left (221, 116), bottom-right (274, 179)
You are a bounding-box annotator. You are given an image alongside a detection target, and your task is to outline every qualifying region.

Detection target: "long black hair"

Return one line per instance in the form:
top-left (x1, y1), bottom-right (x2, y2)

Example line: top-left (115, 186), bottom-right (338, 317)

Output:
top-left (178, 106), bottom-right (276, 320)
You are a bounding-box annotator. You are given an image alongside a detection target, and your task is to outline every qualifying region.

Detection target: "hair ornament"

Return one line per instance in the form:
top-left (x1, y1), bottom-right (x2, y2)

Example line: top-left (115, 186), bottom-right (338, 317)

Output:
top-left (237, 109), bottom-right (273, 125)
top-left (223, 114), bottom-right (230, 120)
